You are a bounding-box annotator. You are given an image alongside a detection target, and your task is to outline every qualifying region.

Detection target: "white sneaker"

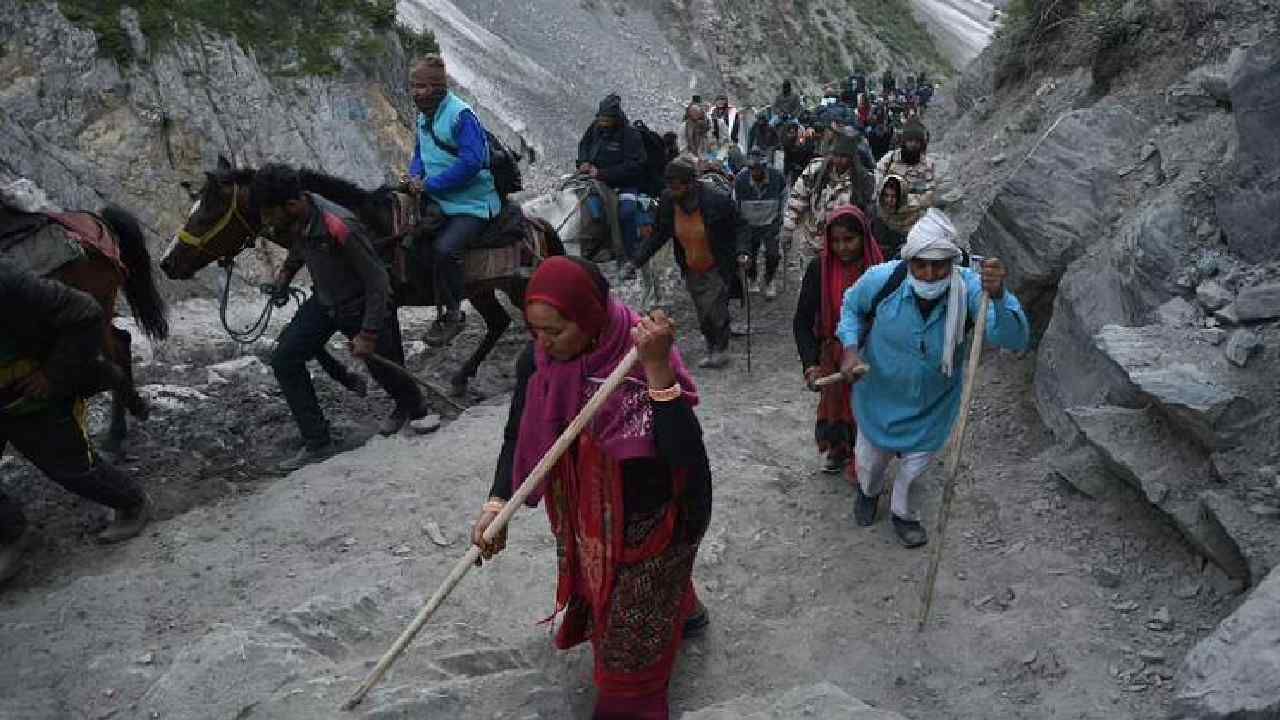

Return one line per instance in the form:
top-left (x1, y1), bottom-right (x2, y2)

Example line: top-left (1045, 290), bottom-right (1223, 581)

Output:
top-left (749, 280), bottom-right (762, 295)
top-left (765, 279), bottom-right (778, 300)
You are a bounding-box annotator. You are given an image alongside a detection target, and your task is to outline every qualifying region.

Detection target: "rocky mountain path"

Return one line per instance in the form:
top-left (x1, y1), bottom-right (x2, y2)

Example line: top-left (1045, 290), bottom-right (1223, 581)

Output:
top-left (0, 265), bottom-right (1234, 718)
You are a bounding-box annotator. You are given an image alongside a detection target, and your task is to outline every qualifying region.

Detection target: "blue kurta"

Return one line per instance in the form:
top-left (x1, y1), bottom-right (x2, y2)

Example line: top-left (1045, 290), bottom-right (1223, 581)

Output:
top-left (835, 260), bottom-right (1031, 454)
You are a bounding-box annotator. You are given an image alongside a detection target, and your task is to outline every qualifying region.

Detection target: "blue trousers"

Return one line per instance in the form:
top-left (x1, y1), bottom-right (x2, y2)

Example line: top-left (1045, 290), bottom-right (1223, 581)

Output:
top-left (587, 189), bottom-right (641, 260)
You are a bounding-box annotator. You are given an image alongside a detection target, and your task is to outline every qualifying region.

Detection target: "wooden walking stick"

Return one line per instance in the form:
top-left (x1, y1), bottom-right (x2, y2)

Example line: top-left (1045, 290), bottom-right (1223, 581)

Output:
top-left (365, 352), bottom-right (467, 415)
top-left (738, 266), bottom-right (752, 374)
top-left (918, 291), bottom-right (990, 631)
top-left (342, 347), bottom-right (642, 711)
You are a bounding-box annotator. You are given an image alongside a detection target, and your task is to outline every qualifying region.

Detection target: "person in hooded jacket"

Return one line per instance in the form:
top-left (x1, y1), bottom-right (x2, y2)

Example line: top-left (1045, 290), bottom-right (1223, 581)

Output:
top-left (872, 173), bottom-right (911, 259)
top-left (774, 79), bottom-right (803, 120)
top-left (577, 94), bottom-right (649, 262)
top-left (792, 206), bottom-right (884, 478)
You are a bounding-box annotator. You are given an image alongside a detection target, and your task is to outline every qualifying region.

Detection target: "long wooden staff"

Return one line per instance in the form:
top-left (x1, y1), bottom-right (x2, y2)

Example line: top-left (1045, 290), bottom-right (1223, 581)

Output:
top-left (342, 347), bottom-right (641, 710)
top-left (918, 292), bottom-right (990, 630)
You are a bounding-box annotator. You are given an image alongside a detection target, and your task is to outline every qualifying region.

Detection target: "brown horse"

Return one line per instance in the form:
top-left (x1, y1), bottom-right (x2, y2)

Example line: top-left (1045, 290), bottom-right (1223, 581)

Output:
top-left (2, 205), bottom-right (169, 453)
top-left (160, 157), bottom-right (563, 393)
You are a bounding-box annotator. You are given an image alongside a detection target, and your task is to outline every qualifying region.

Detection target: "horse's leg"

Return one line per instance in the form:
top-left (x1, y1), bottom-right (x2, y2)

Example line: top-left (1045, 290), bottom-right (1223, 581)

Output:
top-left (450, 287), bottom-right (511, 395)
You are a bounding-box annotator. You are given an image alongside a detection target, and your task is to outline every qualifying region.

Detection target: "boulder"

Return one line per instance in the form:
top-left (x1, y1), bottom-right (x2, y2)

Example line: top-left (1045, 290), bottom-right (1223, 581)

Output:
top-left (680, 682), bottom-right (907, 720)
top-left (1155, 297), bottom-right (1202, 327)
top-left (1175, 565), bottom-right (1280, 719)
top-left (1233, 283), bottom-right (1280, 323)
top-left (973, 106), bottom-right (1148, 319)
top-left (1195, 280), bottom-right (1233, 311)
top-left (1046, 443), bottom-right (1119, 498)
top-left (206, 356), bottom-right (272, 383)
top-left (1066, 405), bottom-right (1248, 580)
top-left (1094, 325), bottom-right (1260, 450)
top-left (1224, 329), bottom-right (1263, 368)
top-left (1216, 38), bottom-right (1280, 264)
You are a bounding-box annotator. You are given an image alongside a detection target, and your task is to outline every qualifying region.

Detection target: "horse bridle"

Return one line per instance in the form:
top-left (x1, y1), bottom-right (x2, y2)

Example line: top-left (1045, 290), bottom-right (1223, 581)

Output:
top-left (176, 183), bottom-right (257, 260)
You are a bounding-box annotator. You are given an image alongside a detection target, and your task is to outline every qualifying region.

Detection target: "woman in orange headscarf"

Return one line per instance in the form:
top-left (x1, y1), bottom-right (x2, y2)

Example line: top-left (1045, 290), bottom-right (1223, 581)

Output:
top-left (792, 205), bottom-right (885, 480)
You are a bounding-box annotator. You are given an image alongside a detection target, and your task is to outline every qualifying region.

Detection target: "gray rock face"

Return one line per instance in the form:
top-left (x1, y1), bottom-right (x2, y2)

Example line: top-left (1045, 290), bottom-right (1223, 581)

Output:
top-left (1234, 283), bottom-right (1280, 322)
top-left (680, 682), bottom-right (907, 720)
top-left (973, 106), bottom-right (1148, 319)
top-left (1176, 565), bottom-right (1280, 719)
top-left (1196, 280), bottom-right (1234, 311)
top-left (1155, 297), bottom-right (1203, 327)
top-left (1224, 329), bottom-right (1263, 368)
top-left (1094, 325), bottom-right (1260, 450)
top-left (1216, 38), bottom-right (1280, 264)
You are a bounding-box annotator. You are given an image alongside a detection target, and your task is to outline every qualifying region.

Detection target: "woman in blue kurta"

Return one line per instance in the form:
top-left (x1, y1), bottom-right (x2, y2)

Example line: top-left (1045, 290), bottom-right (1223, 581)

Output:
top-left (834, 209), bottom-right (1030, 547)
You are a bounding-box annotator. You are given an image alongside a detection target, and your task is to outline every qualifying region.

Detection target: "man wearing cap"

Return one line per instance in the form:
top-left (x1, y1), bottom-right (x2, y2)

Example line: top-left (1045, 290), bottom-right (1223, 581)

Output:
top-left (875, 119), bottom-right (936, 232)
top-left (576, 94), bottom-right (649, 263)
top-left (733, 150), bottom-right (787, 299)
top-left (835, 210), bottom-right (1030, 547)
top-left (630, 157), bottom-right (748, 369)
top-left (783, 131), bottom-right (872, 258)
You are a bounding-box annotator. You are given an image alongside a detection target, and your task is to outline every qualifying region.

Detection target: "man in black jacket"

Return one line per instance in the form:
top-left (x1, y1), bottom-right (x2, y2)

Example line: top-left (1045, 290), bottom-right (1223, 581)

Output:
top-left (577, 95), bottom-right (648, 262)
top-left (256, 165), bottom-right (428, 472)
top-left (733, 150), bottom-right (786, 300)
top-left (0, 260), bottom-right (149, 585)
top-left (629, 158), bottom-right (748, 369)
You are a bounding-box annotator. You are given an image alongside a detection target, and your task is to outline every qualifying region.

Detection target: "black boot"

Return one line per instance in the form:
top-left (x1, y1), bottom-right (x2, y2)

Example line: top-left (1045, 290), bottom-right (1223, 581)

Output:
top-left (425, 311), bottom-right (466, 348)
top-left (854, 486), bottom-right (879, 527)
top-left (891, 514), bottom-right (928, 548)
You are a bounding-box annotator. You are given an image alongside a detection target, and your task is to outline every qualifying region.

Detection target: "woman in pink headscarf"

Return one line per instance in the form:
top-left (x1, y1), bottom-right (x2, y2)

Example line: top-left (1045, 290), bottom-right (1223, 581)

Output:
top-left (472, 256), bottom-right (712, 720)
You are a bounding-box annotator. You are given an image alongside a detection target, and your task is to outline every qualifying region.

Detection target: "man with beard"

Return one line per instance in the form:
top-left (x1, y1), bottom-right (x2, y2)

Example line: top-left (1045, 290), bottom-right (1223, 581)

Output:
top-left (783, 132), bottom-right (871, 259)
top-left (629, 158), bottom-right (748, 369)
top-left (404, 55), bottom-right (502, 348)
top-left (258, 164), bottom-right (429, 472)
top-left (874, 120), bottom-right (936, 232)
top-left (576, 94), bottom-right (648, 263)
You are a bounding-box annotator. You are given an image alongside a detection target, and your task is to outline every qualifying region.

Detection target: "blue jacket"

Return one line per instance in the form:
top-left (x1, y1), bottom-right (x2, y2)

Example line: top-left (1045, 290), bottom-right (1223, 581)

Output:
top-left (409, 91), bottom-right (501, 219)
top-left (835, 261), bottom-right (1030, 453)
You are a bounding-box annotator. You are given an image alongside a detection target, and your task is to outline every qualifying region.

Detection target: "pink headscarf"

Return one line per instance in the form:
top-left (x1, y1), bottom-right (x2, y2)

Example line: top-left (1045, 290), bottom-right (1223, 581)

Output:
top-left (512, 259), bottom-right (698, 505)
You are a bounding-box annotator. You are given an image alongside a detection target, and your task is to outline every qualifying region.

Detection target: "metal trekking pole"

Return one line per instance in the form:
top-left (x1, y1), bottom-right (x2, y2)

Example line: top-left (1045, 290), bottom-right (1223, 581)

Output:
top-left (918, 291), bottom-right (990, 630)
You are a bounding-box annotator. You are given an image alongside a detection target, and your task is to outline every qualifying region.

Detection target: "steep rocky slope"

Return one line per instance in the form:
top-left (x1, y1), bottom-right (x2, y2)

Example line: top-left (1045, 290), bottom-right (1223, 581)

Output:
top-left (932, 1), bottom-right (1280, 716)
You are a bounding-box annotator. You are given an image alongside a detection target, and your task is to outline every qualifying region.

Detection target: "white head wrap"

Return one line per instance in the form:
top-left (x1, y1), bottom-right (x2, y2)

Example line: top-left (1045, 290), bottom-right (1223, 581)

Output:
top-left (900, 209), bottom-right (968, 377)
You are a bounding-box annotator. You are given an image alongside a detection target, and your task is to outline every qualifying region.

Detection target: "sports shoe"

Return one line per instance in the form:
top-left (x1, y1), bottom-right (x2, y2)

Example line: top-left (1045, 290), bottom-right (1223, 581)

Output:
top-left (425, 311), bottom-right (466, 348)
top-left (892, 514), bottom-right (928, 548)
top-left (854, 486), bottom-right (879, 527)
top-left (379, 398), bottom-right (430, 436)
top-left (765, 278), bottom-right (778, 301)
top-left (683, 603), bottom-right (710, 639)
top-left (823, 452), bottom-right (846, 474)
top-left (730, 321), bottom-right (750, 337)
top-left (276, 442), bottom-right (338, 473)
top-left (97, 495), bottom-right (151, 545)
top-left (696, 351), bottom-right (730, 369)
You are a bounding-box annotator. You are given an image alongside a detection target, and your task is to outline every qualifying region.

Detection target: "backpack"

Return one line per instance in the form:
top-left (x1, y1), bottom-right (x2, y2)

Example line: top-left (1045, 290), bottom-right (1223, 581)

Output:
top-left (632, 120), bottom-right (669, 196)
top-left (424, 122), bottom-right (524, 199)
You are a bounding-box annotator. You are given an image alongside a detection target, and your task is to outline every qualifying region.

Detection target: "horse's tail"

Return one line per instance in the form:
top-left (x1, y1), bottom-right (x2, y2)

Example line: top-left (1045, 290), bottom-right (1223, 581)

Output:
top-left (101, 205), bottom-right (170, 341)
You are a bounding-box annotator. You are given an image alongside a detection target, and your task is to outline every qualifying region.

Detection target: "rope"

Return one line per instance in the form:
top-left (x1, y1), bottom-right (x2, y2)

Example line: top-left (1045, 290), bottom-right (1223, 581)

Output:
top-left (217, 259), bottom-right (306, 345)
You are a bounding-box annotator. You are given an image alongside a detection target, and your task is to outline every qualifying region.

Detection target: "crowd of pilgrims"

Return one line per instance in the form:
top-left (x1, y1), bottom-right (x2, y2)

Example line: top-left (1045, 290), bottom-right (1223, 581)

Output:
top-left (0, 55), bottom-right (1030, 720)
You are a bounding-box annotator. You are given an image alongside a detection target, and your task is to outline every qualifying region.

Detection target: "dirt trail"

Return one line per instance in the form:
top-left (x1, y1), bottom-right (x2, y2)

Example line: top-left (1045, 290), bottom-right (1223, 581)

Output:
top-left (0, 258), bottom-right (1232, 718)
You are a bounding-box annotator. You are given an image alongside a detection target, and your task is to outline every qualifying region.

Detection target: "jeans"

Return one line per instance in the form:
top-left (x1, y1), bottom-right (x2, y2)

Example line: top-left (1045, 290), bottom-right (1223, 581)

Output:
top-left (271, 297), bottom-right (421, 448)
top-left (744, 225), bottom-right (782, 282)
top-left (430, 215), bottom-right (489, 314)
top-left (587, 188), bottom-right (641, 260)
top-left (0, 400), bottom-right (144, 543)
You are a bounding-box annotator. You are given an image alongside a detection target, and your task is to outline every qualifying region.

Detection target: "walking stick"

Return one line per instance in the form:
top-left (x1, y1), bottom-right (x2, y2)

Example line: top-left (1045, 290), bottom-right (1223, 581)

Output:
top-left (342, 347), bottom-right (642, 710)
top-left (918, 292), bottom-right (990, 631)
top-left (365, 352), bottom-right (468, 415)
top-left (738, 266), bottom-right (752, 373)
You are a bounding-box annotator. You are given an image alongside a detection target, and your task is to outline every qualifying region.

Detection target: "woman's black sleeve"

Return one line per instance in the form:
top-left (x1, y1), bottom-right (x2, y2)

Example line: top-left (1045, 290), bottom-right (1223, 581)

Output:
top-left (654, 399), bottom-right (713, 543)
top-left (489, 342), bottom-right (536, 501)
top-left (792, 258), bottom-right (822, 369)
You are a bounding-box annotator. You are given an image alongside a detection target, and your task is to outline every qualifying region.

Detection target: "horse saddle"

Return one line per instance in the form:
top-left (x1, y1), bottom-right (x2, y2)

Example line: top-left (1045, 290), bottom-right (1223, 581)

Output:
top-left (394, 195), bottom-right (528, 286)
top-left (0, 208), bottom-right (86, 277)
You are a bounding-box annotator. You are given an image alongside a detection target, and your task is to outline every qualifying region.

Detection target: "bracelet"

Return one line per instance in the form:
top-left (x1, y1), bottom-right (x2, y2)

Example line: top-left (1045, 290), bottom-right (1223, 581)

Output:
top-left (648, 383), bottom-right (683, 403)
top-left (483, 499), bottom-right (506, 514)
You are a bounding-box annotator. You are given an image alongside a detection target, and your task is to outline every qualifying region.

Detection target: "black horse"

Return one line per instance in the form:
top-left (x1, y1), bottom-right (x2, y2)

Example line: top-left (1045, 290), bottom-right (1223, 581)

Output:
top-left (160, 157), bottom-right (563, 394)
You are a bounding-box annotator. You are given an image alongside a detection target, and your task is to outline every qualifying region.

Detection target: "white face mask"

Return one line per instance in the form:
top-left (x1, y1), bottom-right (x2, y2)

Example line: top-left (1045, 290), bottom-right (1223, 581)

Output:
top-left (909, 275), bottom-right (950, 300)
